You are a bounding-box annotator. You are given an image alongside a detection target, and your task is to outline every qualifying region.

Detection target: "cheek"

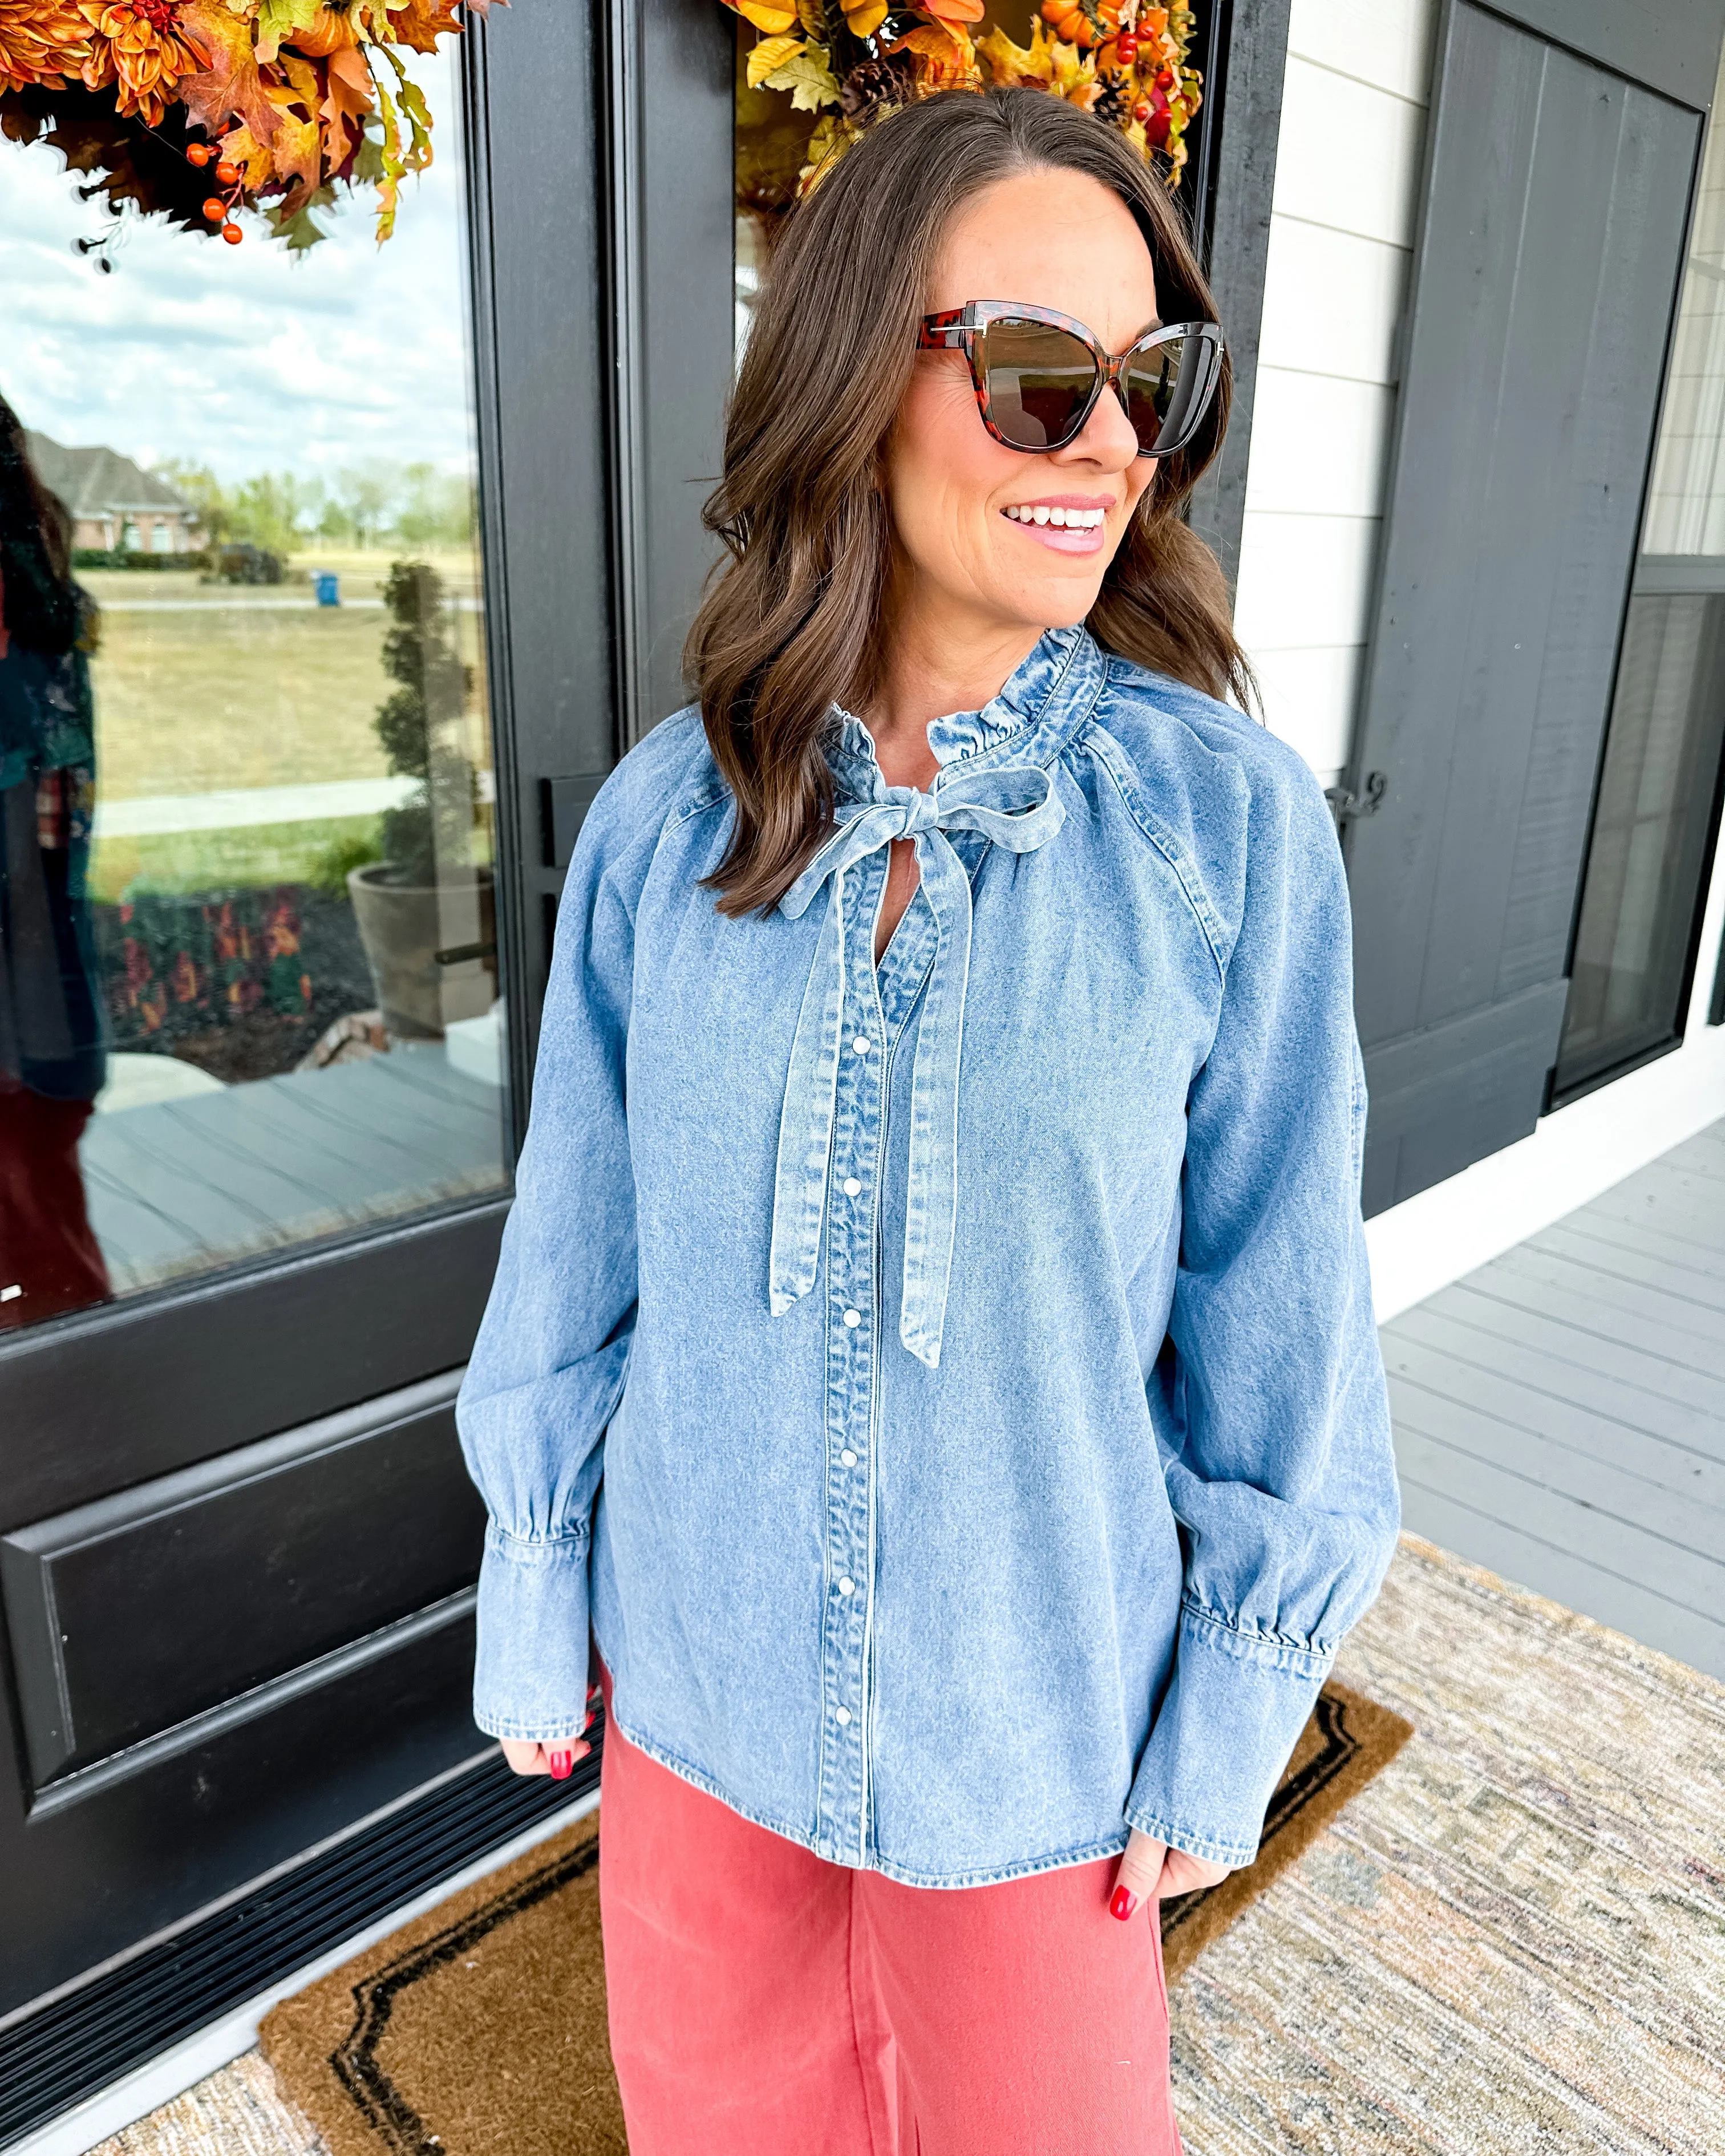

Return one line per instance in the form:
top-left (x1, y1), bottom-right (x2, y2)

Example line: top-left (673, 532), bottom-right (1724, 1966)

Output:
top-left (889, 368), bottom-right (1019, 563)
top-left (1123, 458), bottom-right (1156, 517)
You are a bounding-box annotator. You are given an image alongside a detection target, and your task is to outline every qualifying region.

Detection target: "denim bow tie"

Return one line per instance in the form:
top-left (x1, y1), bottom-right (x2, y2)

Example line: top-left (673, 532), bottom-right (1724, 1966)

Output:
top-left (770, 762), bottom-right (1067, 1367)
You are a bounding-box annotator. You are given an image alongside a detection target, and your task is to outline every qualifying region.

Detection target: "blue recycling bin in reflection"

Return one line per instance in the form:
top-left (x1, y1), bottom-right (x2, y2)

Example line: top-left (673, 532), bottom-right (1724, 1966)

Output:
top-left (314, 571), bottom-right (340, 607)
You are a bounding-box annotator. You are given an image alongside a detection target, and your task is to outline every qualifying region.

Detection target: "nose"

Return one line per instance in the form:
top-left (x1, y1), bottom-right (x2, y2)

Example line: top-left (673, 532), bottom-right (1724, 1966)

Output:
top-left (1062, 378), bottom-right (1142, 472)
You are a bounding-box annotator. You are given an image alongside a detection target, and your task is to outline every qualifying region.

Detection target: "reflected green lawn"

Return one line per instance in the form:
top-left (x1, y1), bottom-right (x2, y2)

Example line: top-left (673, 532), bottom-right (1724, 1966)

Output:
top-left (83, 548), bottom-right (486, 802)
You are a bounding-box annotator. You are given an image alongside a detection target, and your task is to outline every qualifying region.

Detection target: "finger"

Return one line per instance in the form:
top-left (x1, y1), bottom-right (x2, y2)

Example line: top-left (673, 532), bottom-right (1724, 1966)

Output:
top-left (1162, 1847), bottom-right (1233, 1898)
top-left (500, 1737), bottom-right (548, 1777)
top-left (546, 1737), bottom-right (592, 1782)
top-left (1109, 1828), bottom-right (1168, 1922)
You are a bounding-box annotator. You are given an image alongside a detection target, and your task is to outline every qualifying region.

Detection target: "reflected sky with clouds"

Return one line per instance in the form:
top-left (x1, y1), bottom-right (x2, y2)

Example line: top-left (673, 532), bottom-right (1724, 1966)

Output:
top-left (0, 44), bottom-right (476, 484)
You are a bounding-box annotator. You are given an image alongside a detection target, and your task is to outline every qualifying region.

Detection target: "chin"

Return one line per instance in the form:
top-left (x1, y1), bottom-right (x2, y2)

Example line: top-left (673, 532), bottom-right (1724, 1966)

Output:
top-left (1002, 578), bottom-right (1107, 632)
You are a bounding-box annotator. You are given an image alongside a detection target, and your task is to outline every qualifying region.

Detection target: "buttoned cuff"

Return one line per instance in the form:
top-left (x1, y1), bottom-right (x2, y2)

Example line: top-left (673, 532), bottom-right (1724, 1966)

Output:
top-left (472, 1521), bottom-right (593, 1743)
top-left (1124, 1598), bottom-right (1332, 1869)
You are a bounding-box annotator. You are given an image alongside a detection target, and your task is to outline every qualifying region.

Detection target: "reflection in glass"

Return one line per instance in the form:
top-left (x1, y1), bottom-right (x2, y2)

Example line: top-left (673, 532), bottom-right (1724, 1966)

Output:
top-left (1556, 596), bottom-right (1725, 1095)
top-left (0, 403), bottom-right (110, 1327)
top-left (1557, 40), bottom-right (1725, 1095)
top-left (0, 46), bottom-right (507, 1327)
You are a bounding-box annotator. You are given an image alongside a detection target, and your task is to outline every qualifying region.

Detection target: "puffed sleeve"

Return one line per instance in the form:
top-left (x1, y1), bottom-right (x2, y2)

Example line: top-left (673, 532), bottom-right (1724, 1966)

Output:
top-left (454, 785), bottom-right (643, 1744)
top-left (1127, 752), bottom-right (1400, 1868)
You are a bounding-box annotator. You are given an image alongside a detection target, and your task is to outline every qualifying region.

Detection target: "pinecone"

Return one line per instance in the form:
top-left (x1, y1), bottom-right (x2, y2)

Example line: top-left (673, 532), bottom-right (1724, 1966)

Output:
top-left (839, 51), bottom-right (914, 119)
top-left (1091, 78), bottom-right (1128, 126)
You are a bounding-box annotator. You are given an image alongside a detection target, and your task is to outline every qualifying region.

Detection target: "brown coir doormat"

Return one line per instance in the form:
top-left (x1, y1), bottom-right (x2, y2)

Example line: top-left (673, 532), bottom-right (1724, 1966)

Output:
top-left (261, 1679), bottom-right (1412, 2156)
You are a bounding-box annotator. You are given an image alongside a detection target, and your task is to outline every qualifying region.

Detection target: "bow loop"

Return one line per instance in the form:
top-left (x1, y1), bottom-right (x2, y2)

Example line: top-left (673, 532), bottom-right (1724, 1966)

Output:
top-left (768, 760), bottom-right (1066, 1365)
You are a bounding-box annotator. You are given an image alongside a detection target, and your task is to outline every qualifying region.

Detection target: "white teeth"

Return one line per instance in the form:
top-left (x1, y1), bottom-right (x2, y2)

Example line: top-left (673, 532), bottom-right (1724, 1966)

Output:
top-left (1005, 504), bottom-right (1106, 527)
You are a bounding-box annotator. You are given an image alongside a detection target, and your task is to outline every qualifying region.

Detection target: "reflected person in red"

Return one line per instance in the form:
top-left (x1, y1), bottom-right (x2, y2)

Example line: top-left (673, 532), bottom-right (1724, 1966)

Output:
top-left (0, 397), bottom-right (110, 1328)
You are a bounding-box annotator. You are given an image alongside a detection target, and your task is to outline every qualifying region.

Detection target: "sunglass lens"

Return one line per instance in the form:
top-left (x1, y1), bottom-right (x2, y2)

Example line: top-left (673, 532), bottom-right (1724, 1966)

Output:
top-left (1124, 333), bottom-right (1217, 456)
top-left (975, 320), bottom-right (1099, 451)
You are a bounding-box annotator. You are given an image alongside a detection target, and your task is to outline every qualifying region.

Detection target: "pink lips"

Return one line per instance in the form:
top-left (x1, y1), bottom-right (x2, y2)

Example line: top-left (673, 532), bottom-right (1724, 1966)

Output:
top-left (1001, 493), bottom-right (1116, 555)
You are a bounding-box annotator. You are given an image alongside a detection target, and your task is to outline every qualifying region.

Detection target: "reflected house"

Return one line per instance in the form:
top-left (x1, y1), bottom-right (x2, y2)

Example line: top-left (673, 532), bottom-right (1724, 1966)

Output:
top-left (23, 431), bottom-right (203, 555)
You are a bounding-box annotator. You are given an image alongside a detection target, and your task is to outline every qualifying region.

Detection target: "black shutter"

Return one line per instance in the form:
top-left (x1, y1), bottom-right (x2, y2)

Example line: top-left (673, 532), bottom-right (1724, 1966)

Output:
top-left (1340, 0), bottom-right (1723, 1214)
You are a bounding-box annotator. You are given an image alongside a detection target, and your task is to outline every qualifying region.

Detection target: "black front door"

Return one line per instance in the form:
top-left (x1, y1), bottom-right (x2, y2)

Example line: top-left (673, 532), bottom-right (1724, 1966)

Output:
top-left (0, 31), bottom-right (522, 2036)
top-left (0, 4), bottom-right (730, 2122)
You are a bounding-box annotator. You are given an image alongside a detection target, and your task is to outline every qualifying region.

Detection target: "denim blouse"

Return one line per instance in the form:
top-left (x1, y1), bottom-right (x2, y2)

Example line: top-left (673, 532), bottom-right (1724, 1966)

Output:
top-left (456, 625), bottom-right (1400, 1884)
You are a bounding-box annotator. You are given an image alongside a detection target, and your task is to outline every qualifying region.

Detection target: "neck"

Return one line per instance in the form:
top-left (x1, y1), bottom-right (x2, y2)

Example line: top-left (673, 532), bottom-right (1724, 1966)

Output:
top-left (864, 580), bottom-right (1045, 789)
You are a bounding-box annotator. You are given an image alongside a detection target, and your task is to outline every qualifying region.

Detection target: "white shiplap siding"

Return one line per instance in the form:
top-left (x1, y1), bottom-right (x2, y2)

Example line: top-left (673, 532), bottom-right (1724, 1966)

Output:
top-left (1232, 0), bottom-right (1438, 785)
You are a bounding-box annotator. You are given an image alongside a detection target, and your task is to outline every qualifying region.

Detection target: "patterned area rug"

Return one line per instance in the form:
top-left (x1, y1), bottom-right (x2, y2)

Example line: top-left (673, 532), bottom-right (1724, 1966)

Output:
top-left (85, 1534), bottom-right (1725, 2156)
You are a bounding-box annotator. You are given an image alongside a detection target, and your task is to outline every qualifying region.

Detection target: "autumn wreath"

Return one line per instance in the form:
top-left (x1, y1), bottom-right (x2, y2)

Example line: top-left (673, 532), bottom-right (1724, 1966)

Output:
top-left (0, 0), bottom-right (491, 252)
top-left (730, 0), bottom-right (1201, 212)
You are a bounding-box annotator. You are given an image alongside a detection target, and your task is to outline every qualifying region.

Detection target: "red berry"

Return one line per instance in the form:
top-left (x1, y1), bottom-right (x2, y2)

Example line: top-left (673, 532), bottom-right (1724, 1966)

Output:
top-left (186, 143), bottom-right (212, 165)
top-left (214, 160), bottom-right (239, 187)
top-left (1115, 31), bottom-right (1137, 59)
top-left (221, 222), bottom-right (243, 245)
top-left (203, 197), bottom-right (226, 222)
top-left (1155, 65), bottom-right (1173, 87)
top-left (1133, 99), bottom-right (1150, 122)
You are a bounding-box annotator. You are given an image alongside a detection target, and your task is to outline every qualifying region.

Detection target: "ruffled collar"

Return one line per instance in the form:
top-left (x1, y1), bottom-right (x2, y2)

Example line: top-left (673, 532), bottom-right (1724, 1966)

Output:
top-left (822, 624), bottom-right (1106, 802)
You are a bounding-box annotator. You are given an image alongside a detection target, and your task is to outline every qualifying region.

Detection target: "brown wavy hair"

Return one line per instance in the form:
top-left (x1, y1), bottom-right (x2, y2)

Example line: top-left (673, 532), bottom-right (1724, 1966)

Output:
top-left (686, 87), bottom-right (1250, 917)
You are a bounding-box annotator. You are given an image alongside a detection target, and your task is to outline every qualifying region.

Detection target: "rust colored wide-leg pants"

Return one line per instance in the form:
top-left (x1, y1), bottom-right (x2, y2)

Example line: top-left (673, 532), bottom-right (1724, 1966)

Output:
top-left (596, 1668), bottom-right (1183, 2156)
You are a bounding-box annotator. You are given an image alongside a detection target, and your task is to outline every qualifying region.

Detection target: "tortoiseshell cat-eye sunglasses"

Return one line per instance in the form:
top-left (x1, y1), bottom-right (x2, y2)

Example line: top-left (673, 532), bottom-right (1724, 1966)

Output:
top-left (918, 301), bottom-right (1224, 458)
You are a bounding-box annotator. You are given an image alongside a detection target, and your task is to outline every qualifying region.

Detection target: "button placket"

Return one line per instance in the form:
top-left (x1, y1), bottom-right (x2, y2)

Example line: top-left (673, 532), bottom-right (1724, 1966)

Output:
top-left (814, 849), bottom-right (890, 1861)
top-left (811, 856), bottom-right (944, 1866)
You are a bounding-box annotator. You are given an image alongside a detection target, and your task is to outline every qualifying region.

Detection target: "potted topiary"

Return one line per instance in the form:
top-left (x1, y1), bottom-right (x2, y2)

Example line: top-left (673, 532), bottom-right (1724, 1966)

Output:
top-left (347, 561), bottom-right (496, 1039)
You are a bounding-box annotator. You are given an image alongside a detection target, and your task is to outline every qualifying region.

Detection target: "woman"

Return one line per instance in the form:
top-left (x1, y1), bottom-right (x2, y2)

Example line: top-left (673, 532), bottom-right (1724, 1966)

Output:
top-left (0, 398), bottom-right (109, 1328)
top-left (457, 87), bottom-right (1398, 2155)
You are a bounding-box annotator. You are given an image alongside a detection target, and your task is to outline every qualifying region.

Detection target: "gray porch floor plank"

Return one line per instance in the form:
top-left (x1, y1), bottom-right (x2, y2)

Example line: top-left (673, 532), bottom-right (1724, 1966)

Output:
top-left (1383, 1353), bottom-right (1725, 1503)
top-left (1423, 1279), bottom-right (1725, 1407)
top-left (1388, 1476), bottom-right (1725, 1676)
top-left (1485, 1241), bottom-right (1725, 1357)
top-left (1382, 1113), bottom-right (1725, 1683)
top-left (1388, 1303), bottom-right (1724, 1450)
top-left (80, 1047), bottom-right (507, 1295)
top-left (1532, 1216), bottom-right (1725, 1310)
top-left (1390, 1405), bottom-right (1725, 1583)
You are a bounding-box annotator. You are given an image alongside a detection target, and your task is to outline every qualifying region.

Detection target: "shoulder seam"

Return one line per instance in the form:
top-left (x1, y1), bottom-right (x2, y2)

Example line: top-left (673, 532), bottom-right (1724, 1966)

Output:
top-left (667, 777), bottom-right (729, 830)
top-left (1079, 720), bottom-right (1228, 983)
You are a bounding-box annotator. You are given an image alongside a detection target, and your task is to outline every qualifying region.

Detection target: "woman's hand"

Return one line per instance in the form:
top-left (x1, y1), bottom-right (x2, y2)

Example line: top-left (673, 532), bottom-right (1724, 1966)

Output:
top-left (499, 1683), bottom-right (601, 1782)
top-left (1109, 1826), bottom-right (1233, 1920)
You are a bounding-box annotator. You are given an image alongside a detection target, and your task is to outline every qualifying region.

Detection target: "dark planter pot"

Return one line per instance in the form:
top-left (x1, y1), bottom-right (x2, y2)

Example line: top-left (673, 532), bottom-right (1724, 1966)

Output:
top-left (347, 864), bottom-right (497, 1040)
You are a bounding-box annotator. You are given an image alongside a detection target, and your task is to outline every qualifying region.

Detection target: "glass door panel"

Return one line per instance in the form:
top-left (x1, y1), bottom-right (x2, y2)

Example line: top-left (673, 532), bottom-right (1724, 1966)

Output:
top-left (0, 46), bottom-right (509, 1331)
top-left (1554, 39), bottom-right (1725, 1099)
top-left (1557, 593), bottom-right (1725, 1091)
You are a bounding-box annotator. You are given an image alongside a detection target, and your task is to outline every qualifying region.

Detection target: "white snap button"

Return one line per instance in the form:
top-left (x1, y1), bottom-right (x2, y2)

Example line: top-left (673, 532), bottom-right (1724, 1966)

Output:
top-left (843, 1176), bottom-right (862, 1197)
top-left (835, 1706), bottom-right (851, 1725)
top-left (852, 1037), bottom-right (872, 1055)
top-left (838, 1577), bottom-right (855, 1596)
top-left (842, 1308), bottom-right (861, 1327)
top-left (840, 1449), bottom-right (857, 1467)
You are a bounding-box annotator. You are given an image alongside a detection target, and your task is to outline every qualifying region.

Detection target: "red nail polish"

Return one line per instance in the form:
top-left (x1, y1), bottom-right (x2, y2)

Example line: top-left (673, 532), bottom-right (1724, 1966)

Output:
top-left (1109, 1885), bottom-right (1138, 1922)
top-left (548, 1749), bottom-right (573, 1780)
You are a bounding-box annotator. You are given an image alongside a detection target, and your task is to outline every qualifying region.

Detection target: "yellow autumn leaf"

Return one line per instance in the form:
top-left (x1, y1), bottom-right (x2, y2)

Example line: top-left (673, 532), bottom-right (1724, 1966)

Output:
top-left (977, 21), bottom-right (1047, 84)
top-left (844, 0), bottom-right (889, 34)
top-left (736, 0), bottom-right (799, 31)
top-left (763, 38), bottom-right (840, 110)
top-left (218, 121), bottom-right (276, 188)
top-left (795, 0), bottom-right (823, 30)
top-left (746, 30), bottom-right (803, 87)
top-left (797, 109), bottom-right (848, 193)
